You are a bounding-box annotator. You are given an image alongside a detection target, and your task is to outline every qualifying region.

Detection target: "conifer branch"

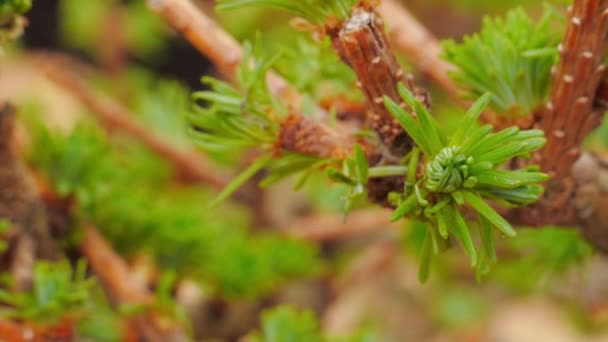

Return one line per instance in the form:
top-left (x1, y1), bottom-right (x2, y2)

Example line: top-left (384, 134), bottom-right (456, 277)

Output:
top-left (376, 0), bottom-right (460, 98)
top-left (148, 0), bottom-right (362, 164)
top-left (276, 114), bottom-right (360, 159)
top-left (37, 58), bottom-right (232, 190)
top-left (147, 0), bottom-right (300, 105)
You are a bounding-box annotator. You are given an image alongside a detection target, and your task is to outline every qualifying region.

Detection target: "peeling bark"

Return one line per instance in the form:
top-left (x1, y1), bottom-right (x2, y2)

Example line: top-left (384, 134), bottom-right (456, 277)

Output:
top-left (331, 7), bottom-right (429, 158)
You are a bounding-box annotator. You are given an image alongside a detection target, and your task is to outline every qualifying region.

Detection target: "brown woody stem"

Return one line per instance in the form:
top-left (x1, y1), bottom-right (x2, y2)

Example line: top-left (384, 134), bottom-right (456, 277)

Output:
top-left (147, 0), bottom-right (308, 111)
top-left (377, 0), bottom-right (460, 98)
top-left (332, 7), bottom-right (428, 157)
top-left (529, 0), bottom-right (608, 225)
top-left (277, 114), bottom-right (361, 159)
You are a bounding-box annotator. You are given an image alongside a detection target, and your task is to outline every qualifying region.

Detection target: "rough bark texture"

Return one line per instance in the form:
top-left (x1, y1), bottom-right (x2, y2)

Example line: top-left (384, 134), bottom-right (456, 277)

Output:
top-left (277, 114), bottom-right (361, 159)
top-left (528, 0), bottom-right (608, 226)
top-left (331, 7), bottom-right (429, 158)
top-left (329, 6), bottom-right (432, 206)
top-left (0, 104), bottom-right (58, 290)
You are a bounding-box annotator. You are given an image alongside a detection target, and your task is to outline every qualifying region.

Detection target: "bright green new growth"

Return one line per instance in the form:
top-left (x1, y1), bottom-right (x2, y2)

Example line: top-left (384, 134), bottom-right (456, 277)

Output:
top-left (190, 41), bottom-right (283, 154)
top-left (384, 84), bottom-right (548, 281)
top-left (0, 260), bottom-right (92, 325)
top-left (190, 40), bottom-right (338, 205)
top-left (443, 7), bottom-right (561, 116)
top-left (217, 0), bottom-right (358, 25)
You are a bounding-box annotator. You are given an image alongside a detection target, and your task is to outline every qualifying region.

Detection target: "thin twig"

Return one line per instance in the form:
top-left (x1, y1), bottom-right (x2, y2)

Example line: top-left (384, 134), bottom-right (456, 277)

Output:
top-left (81, 225), bottom-right (151, 305)
top-left (284, 208), bottom-right (394, 242)
top-left (377, 0), bottom-right (460, 98)
top-left (35, 56), bottom-right (231, 190)
top-left (81, 224), bottom-right (188, 341)
top-left (147, 0), bottom-right (302, 107)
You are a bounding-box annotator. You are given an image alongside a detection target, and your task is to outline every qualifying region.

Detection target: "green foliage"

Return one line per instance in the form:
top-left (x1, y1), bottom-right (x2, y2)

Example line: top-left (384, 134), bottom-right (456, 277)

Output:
top-left (76, 292), bottom-right (124, 342)
top-left (25, 113), bottom-right (320, 299)
top-left (492, 227), bottom-right (593, 292)
top-left (191, 40), bottom-right (339, 204)
top-left (0, 0), bottom-right (30, 44)
top-left (0, 218), bottom-right (9, 253)
top-left (443, 7), bottom-right (561, 116)
top-left (217, 0), bottom-right (358, 25)
top-left (325, 145), bottom-right (370, 212)
top-left (0, 260), bottom-right (93, 325)
top-left (250, 306), bottom-right (375, 342)
top-left (190, 41), bottom-right (284, 154)
top-left (0, 0), bottom-right (30, 18)
top-left (384, 85), bottom-right (548, 281)
top-left (274, 36), bottom-right (358, 100)
top-left (431, 287), bottom-right (488, 328)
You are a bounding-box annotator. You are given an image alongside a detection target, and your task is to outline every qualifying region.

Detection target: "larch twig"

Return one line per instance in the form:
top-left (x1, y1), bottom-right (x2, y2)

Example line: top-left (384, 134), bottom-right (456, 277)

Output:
top-left (147, 0), bottom-right (302, 107)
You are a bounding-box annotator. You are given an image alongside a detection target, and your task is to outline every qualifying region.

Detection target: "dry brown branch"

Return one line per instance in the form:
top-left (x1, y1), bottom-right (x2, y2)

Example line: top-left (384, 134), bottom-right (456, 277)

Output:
top-left (377, 0), bottom-right (460, 98)
top-left (284, 208), bottom-right (394, 242)
top-left (35, 57), bottom-right (231, 190)
top-left (81, 225), bottom-right (187, 341)
top-left (147, 0), bottom-right (300, 106)
top-left (81, 225), bottom-right (151, 305)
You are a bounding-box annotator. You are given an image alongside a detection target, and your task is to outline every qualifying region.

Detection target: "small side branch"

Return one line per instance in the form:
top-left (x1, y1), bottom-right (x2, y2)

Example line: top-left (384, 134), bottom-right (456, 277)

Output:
top-left (147, 0), bottom-right (300, 105)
